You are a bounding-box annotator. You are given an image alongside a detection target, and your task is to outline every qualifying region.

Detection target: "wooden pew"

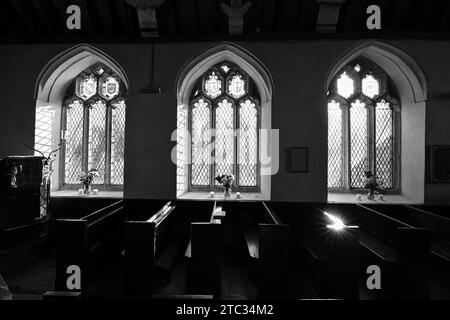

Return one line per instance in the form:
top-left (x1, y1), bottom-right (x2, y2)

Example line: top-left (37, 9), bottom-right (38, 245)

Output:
top-left (186, 201), bottom-right (222, 296)
top-left (328, 203), bottom-right (431, 299)
top-left (124, 201), bottom-right (181, 298)
top-left (241, 202), bottom-right (291, 299)
top-left (363, 204), bottom-right (450, 292)
top-left (285, 204), bottom-right (360, 300)
top-left (54, 200), bottom-right (126, 298)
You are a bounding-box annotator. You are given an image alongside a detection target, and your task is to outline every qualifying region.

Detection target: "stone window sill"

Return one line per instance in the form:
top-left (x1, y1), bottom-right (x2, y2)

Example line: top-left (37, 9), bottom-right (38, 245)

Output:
top-left (328, 192), bottom-right (422, 204)
top-left (51, 190), bottom-right (123, 199)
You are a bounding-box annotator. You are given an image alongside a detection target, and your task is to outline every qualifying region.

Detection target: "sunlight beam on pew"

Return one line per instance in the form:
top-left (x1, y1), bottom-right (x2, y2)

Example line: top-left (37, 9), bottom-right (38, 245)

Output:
top-left (324, 212), bottom-right (358, 231)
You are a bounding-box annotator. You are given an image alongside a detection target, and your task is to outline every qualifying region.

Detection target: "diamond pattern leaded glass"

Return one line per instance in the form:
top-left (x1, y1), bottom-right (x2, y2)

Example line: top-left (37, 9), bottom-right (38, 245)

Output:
top-left (177, 106), bottom-right (188, 195)
top-left (238, 100), bottom-right (258, 187)
top-left (88, 99), bottom-right (107, 184)
top-left (215, 99), bottom-right (234, 184)
top-left (35, 107), bottom-right (54, 156)
top-left (375, 100), bottom-right (393, 189)
top-left (227, 74), bottom-right (246, 99)
top-left (328, 59), bottom-right (398, 192)
top-left (110, 99), bottom-right (126, 185)
top-left (204, 71), bottom-right (222, 99)
top-left (191, 99), bottom-right (211, 186)
top-left (362, 74), bottom-right (380, 99)
top-left (328, 100), bottom-right (343, 188)
top-left (350, 100), bottom-right (368, 189)
top-left (337, 72), bottom-right (355, 99)
top-left (188, 62), bottom-right (260, 190)
top-left (62, 63), bottom-right (127, 188)
top-left (64, 99), bottom-right (84, 184)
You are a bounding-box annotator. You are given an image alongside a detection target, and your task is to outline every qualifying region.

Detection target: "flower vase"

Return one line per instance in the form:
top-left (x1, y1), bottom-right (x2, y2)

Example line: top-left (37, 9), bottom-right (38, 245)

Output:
top-left (224, 187), bottom-right (231, 199)
top-left (367, 189), bottom-right (375, 200)
top-left (83, 184), bottom-right (90, 195)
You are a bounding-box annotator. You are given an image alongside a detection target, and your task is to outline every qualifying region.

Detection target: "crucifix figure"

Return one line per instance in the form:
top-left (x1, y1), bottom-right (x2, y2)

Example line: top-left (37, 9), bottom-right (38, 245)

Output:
top-left (220, 0), bottom-right (252, 35)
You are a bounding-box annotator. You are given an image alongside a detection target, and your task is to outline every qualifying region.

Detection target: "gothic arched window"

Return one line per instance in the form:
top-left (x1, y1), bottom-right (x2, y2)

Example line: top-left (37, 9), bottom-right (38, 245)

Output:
top-left (189, 62), bottom-right (260, 191)
top-left (61, 64), bottom-right (127, 188)
top-left (327, 58), bottom-right (400, 192)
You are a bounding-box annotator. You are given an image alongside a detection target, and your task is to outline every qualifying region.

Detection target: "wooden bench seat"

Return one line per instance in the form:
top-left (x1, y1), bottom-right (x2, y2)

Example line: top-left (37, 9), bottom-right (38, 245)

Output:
top-left (155, 236), bottom-right (185, 278)
top-left (359, 233), bottom-right (397, 263)
top-left (125, 201), bottom-right (179, 297)
top-left (238, 202), bottom-right (290, 298)
top-left (54, 200), bottom-right (126, 298)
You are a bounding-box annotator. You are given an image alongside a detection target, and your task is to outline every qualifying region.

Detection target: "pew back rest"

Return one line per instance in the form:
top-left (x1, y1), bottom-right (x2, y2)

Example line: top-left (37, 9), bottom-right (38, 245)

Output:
top-left (354, 204), bottom-right (410, 248)
top-left (405, 206), bottom-right (450, 245)
top-left (55, 200), bottom-right (126, 293)
top-left (154, 206), bottom-right (177, 258)
top-left (261, 202), bottom-right (282, 225)
top-left (82, 200), bottom-right (125, 226)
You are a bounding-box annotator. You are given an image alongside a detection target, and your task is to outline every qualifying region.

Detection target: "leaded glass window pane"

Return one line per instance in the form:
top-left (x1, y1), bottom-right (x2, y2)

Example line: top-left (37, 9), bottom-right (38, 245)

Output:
top-left (188, 62), bottom-right (260, 191)
top-left (62, 63), bottom-right (127, 188)
top-left (362, 74), bottom-right (380, 99)
top-left (328, 100), bottom-right (343, 188)
top-left (177, 106), bottom-right (188, 196)
top-left (376, 100), bottom-right (393, 189)
top-left (350, 100), bottom-right (368, 189)
top-left (238, 99), bottom-right (258, 187)
top-left (337, 72), bottom-right (355, 99)
top-left (111, 99), bottom-right (126, 185)
top-left (214, 98), bottom-right (234, 183)
top-left (88, 99), bottom-right (107, 184)
top-left (191, 99), bottom-right (211, 186)
top-left (328, 59), bottom-right (399, 192)
top-left (64, 99), bottom-right (84, 184)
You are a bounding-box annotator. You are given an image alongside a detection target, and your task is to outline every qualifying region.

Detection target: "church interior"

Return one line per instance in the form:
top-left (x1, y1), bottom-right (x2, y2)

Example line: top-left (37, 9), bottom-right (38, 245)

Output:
top-left (1, 0), bottom-right (450, 302)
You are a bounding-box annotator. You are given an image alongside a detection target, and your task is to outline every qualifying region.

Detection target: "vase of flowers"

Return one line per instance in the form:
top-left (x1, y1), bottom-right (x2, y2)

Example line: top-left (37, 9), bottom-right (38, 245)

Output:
top-left (364, 171), bottom-right (383, 200)
top-left (215, 174), bottom-right (234, 198)
top-left (79, 169), bottom-right (99, 195)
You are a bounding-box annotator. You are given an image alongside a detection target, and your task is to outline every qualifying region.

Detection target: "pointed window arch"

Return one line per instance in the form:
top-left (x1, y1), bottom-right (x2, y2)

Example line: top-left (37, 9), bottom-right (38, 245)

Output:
top-left (188, 62), bottom-right (260, 191)
top-left (61, 63), bottom-right (127, 188)
top-left (327, 58), bottom-right (400, 191)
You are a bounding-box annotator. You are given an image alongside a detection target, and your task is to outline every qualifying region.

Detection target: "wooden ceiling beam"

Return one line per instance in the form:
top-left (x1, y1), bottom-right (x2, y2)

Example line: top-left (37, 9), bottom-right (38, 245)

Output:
top-left (390, 0), bottom-right (415, 29)
top-left (197, 0), bottom-right (220, 35)
top-left (175, 0), bottom-right (198, 35)
top-left (9, 0), bottom-right (40, 36)
top-left (92, 0), bottom-right (116, 36)
top-left (418, 0), bottom-right (439, 31)
top-left (113, 0), bottom-right (134, 36)
top-left (259, 0), bottom-right (277, 33)
top-left (31, 0), bottom-right (62, 36)
top-left (340, 0), bottom-right (366, 32)
top-left (277, 0), bottom-right (302, 33)
top-left (296, 0), bottom-right (320, 32)
top-left (438, 1), bottom-right (450, 32)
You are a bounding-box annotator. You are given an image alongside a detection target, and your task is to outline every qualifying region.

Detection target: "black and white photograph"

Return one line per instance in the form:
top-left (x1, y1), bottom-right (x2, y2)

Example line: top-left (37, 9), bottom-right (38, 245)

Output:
top-left (0, 0), bottom-right (449, 315)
